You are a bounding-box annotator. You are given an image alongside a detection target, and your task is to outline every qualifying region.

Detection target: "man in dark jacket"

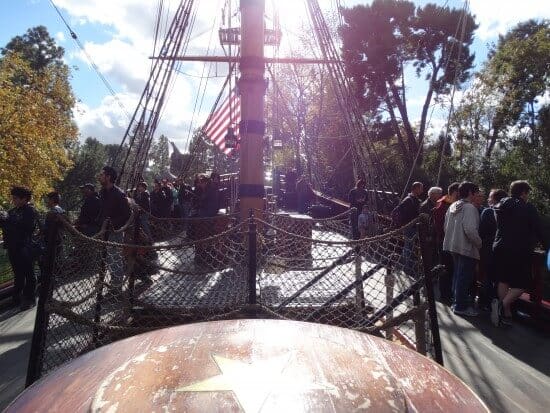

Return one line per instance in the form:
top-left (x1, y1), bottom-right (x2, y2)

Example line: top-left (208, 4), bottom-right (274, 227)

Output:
top-left (161, 180), bottom-right (174, 217)
top-left (150, 180), bottom-right (166, 218)
top-left (177, 180), bottom-right (194, 219)
top-left (75, 183), bottom-right (101, 236)
top-left (395, 182), bottom-right (424, 226)
top-left (98, 166), bottom-right (131, 290)
top-left (397, 182), bottom-right (424, 276)
top-left (98, 167), bottom-right (131, 231)
top-left (418, 186), bottom-right (442, 272)
top-left (0, 186), bottom-right (38, 309)
top-left (134, 182), bottom-right (152, 241)
top-left (491, 181), bottom-right (547, 326)
top-left (478, 188), bottom-right (507, 309)
top-left (134, 182), bottom-right (151, 213)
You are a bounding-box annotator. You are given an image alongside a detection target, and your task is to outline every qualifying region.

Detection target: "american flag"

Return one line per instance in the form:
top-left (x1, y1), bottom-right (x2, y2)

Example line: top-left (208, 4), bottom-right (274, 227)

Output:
top-left (203, 88), bottom-right (240, 155)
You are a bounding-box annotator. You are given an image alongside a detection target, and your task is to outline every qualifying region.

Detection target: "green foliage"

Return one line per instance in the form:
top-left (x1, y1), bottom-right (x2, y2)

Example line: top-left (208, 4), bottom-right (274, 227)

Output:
top-left (56, 138), bottom-right (108, 210)
top-left (457, 19), bottom-right (550, 157)
top-left (1, 26), bottom-right (65, 71)
top-left (148, 134), bottom-right (171, 179)
top-left (488, 20), bottom-right (550, 137)
top-left (56, 135), bottom-right (177, 209)
top-left (340, 0), bottom-right (477, 163)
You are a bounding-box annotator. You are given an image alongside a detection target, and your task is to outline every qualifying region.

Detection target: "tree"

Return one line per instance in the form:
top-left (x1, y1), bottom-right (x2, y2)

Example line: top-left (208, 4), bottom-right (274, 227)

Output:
top-left (56, 138), bottom-right (108, 210)
top-left (1, 26), bottom-right (64, 71)
top-left (148, 135), bottom-right (171, 179)
top-left (266, 57), bottom-right (353, 194)
top-left (0, 52), bottom-right (77, 206)
top-left (483, 19), bottom-right (550, 156)
top-left (339, 0), bottom-right (477, 165)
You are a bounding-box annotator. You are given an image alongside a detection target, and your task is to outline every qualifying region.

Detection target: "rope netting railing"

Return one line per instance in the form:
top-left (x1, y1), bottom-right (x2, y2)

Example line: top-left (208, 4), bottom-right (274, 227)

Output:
top-left (256, 216), bottom-right (434, 356)
top-left (27, 210), bottom-right (442, 384)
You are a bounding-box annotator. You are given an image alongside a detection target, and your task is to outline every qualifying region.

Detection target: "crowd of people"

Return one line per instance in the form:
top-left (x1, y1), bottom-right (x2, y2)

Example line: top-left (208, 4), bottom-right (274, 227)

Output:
top-left (0, 166), bottom-right (225, 310)
top-left (388, 179), bottom-right (548, 326)
top-left (2, 164), bottom-right (548, 324)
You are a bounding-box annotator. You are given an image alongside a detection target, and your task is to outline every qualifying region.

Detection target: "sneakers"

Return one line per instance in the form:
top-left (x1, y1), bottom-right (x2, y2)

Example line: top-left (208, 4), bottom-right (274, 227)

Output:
top-left (490, 299), bottom-right (501, 327)
top-left (453, 306), bottom-right (479, 317)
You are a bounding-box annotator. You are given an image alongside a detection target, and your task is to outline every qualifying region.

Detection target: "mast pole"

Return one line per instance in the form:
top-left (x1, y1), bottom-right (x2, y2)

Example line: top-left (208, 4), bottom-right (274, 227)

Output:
top-left (238, 0), bottom-right (266, 218)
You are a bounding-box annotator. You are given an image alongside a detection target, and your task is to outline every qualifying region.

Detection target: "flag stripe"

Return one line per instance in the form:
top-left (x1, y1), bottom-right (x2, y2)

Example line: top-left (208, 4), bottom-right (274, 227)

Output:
top-left (203, 88), bottom-right (240, 155)
top-left (209, 104), bottom-right (240, 144)
top-left (204, 93), bottom-right (239, 136)
top-left (213, 108), bottom-right (240, 146)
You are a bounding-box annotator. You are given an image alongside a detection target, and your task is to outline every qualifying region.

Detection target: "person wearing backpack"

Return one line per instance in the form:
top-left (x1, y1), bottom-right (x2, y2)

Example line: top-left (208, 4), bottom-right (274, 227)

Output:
top-left (443, 182), bottom-right (482, 317)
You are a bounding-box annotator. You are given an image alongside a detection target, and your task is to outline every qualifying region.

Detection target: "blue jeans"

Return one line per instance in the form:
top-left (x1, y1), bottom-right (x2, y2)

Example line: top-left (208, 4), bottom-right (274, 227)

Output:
top-left (451, 253), bottom-right (476, 311)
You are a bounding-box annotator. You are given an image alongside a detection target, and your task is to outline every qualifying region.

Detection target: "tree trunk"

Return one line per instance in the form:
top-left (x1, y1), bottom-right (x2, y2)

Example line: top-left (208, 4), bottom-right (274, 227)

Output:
top-left (389, 83), bottom-right (418, 156)
top-left (417, 85), bottom-right (436, 154)
top-left (385, 96), bottom-right (410, 163)
top-left (485, 128), bottom-right (499, 158)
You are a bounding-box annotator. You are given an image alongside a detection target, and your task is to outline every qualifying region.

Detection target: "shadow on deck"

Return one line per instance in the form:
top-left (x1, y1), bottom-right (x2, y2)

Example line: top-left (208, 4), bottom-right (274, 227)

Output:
top-left (0, 300), bottom-right (548, 412)
top-left (437, 302), bottom-right (549, 413)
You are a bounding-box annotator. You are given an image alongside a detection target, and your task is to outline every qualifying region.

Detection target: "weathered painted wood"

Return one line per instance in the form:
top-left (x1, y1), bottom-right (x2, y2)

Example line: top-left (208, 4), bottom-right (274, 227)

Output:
top-left (6, 319), bottom-right (488, 412)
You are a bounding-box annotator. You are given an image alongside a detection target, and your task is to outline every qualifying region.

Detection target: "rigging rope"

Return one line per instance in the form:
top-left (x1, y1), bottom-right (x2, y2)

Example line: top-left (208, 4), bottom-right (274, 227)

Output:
top-left (305, 0), bottom-right (396, 200)
top-left (436, 0), bottom-right (470, 186)
top-left (115, 0), bottom-right (198, 190)
top-left (48, 0), bottom-right (130, 120)
top-left (176, 62), bottom-right (237, 178)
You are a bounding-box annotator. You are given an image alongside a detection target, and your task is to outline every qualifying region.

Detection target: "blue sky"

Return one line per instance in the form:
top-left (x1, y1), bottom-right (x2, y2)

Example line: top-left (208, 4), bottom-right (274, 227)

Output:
top-left (1, 0), bottom-right (549, 149)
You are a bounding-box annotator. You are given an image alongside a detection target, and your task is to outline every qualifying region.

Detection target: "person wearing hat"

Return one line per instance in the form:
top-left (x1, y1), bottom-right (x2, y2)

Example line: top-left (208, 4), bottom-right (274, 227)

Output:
top-left (75, 183), bottom-right (101, 236)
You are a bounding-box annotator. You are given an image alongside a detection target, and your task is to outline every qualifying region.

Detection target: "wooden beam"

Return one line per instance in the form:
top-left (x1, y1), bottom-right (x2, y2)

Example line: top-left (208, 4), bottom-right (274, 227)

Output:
top-left (150, 55), bottom-right (340, 65)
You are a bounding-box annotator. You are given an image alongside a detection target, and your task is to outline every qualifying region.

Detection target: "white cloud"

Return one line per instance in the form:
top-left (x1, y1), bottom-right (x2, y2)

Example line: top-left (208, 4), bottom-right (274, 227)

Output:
top-left (55, 31), bottom-right (66, 43)
top-left (55, 0), bottom-right (547, 150)
top-left (55, 0), bottom-right (227, 147)
top-left (470, 0), bottom-right (550, 40)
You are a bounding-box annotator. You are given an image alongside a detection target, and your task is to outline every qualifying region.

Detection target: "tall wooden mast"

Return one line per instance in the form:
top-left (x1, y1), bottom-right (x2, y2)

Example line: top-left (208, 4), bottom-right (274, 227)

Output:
top-left (237, 0), bottom-right (266, 218)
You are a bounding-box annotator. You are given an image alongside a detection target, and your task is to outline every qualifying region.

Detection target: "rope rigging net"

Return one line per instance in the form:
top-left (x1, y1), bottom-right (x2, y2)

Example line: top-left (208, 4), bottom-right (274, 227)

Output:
top-left (28, 208), bottom-right (441, 383)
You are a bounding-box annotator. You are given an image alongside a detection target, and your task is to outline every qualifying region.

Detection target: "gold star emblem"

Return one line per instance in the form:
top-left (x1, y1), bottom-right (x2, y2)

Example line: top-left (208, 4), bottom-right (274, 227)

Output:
top-left (176, 353), bottom-right (336, 412)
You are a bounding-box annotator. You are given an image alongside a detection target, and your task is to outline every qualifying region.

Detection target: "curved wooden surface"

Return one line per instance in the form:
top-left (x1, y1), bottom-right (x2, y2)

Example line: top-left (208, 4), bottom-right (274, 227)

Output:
top-left (7, 320), bottom-right (488, 412)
